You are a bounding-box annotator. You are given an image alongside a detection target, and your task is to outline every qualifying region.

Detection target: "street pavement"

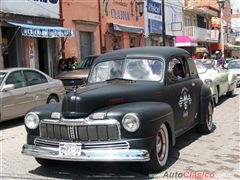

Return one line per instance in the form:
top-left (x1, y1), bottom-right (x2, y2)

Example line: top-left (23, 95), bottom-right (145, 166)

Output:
top-left (0, 88), bottom-right (239, 180)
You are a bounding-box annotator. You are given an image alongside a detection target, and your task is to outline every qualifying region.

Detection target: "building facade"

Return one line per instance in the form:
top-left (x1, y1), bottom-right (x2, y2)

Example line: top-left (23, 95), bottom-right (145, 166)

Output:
top-left (62, 0), bottom-right (145, 62)
top-left (179, 0), bottom-right (232, 57)
top-left (61, 0), bottom-right (100, 60)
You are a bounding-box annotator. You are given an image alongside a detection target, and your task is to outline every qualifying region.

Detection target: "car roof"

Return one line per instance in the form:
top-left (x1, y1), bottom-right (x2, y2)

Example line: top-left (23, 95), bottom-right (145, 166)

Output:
top-left (95, 47), bottom-right (190, 64)
top-left (0, 67), bottom-right (46, 74)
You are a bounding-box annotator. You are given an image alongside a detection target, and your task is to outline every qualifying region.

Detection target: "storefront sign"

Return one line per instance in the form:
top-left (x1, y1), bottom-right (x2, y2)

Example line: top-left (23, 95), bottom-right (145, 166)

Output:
top-left (207, 29), bottom-right (219, 43)
top-left (8, 22), bottom-right (74, 38)
top-left (236, 31), bottom-right (240, 42)
top-left (1, 0), bottom-right (59, 19)
top-left (147, 0), bottom-right (162, 34)
top-left (33, 0), bottom-right (58, 4)
top-left (147, 0), bottom-right (161, 15)
top-left (110, 9), bottom-right (130, 21)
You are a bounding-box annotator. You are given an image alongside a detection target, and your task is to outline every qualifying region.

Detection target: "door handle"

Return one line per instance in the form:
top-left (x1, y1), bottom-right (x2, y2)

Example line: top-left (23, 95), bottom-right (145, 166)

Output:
top-left (192, 82), bottom-right (195, 86)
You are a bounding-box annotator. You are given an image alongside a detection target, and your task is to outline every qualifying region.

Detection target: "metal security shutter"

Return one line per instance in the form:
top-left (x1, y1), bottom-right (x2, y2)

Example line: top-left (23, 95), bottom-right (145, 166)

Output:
top-left (79, 32), bottom-right (92, 60)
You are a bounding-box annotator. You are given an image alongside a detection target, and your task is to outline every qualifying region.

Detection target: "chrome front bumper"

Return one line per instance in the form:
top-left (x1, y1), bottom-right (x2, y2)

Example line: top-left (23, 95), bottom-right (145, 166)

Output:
top-left (22, 144), bottom-right (150, 162)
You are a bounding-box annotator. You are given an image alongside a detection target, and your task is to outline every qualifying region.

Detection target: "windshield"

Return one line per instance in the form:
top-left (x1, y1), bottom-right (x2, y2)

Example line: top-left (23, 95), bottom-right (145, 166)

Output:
top-left (228, 61), bottom-right (240, 69)
top-left (0, 72), bottom-right (7, 84)
top-left (194, 60), bottom-right (207, 74)
top-left (88, 58), bottom-right (163, 83)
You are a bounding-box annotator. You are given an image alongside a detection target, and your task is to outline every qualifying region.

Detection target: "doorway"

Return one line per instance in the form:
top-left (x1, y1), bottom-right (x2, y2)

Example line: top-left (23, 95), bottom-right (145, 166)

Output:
top-left (37, 38), bottom-right (48, 74)
top-left (79, 32), bottom-right (93, 60)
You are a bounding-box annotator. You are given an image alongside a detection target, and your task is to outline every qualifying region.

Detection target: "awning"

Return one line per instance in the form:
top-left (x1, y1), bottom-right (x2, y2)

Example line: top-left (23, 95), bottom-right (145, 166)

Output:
top-left (175, 36), bottom-right (198, 47)
top-left (7, 21), bottom-right (74, 38)
top-left (227, 44), bottom-right (240, 50)
top-left (112, 23), bottom-right (144, 34)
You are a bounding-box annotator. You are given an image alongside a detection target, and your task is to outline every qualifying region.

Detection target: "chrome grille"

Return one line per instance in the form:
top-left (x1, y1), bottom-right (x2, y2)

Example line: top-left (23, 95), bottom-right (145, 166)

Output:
top-left (39, 120), bottom-right (120, 142)
top-left (34, 138), bottom-right (129, 149)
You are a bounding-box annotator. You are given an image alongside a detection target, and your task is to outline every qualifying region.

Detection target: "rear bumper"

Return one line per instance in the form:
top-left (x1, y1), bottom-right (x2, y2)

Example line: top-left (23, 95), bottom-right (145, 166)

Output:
top-left (22, 144), bottom-right (150, 162)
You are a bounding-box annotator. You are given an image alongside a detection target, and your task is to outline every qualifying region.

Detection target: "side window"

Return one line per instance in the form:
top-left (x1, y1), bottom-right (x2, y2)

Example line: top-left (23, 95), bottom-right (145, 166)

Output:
top-left (188, 58), bottom-right (198, 78)
top-left (5, 71), bottom-right (26, 89)
top-left (167, 57), bottom-right (188, 83)
top-left (24, 70), bottom-right (47, 86)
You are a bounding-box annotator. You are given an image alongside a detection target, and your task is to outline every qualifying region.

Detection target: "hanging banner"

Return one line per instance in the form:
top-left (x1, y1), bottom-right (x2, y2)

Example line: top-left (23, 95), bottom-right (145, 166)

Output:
top-left (29, 38), bottom-right (35, 68)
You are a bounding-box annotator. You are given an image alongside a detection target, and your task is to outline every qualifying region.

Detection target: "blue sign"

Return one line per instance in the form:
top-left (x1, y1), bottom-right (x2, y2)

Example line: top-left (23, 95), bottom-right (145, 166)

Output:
top-left (149, 19), bottom-right (162, 34)
top-left (147, 0), bottom-right (161, 16)
top-left (33, 0), bottom-right (58, 4)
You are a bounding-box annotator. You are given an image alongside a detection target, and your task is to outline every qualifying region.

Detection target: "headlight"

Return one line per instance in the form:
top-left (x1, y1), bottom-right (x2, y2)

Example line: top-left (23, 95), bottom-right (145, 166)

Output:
top-left (24, 112), bottom-right (40, 129)
top-left (122, 113), bottom-right (140, 132)
top-left (204, 79), bottom-right (212, 86)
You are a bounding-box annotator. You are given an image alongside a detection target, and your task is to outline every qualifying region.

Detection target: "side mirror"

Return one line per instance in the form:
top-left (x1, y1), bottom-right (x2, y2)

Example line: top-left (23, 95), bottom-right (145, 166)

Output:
top-left (1, 84), bottom-right (15, 92)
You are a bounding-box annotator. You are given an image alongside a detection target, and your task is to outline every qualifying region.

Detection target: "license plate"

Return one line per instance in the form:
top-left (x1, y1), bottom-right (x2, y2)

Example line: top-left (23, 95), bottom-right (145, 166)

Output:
top-left (59, 143), bottom-right (82, 157)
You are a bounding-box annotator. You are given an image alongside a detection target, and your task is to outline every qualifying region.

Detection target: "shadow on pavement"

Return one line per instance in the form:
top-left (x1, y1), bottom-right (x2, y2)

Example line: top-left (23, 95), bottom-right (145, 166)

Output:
top-left (0, 117), bottom-right (24, 130)
top-left (217, 93), bottom-right (238, 106)
top-left (28, 126), bottom-right (214, 179)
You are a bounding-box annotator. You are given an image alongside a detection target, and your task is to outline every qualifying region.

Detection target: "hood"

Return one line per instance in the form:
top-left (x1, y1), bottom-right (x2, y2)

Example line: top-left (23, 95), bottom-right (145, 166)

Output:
top-left (56, 69), bottom-right (89, 79)
top-left (228, 69), bottom-right (240, 75)
top-left (198, 69), bottom-right (216, 80)
top-left (62, 81), bottom-right (160, 118)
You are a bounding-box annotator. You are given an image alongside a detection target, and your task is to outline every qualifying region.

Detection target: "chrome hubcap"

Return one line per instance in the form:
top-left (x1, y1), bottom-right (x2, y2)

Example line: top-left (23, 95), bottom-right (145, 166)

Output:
top-left (156, 126), bottom-right (167, 162)
top-left (49, 99), bottom-right (57, 104)
top-left (207, 103), bottom-right (213, 130)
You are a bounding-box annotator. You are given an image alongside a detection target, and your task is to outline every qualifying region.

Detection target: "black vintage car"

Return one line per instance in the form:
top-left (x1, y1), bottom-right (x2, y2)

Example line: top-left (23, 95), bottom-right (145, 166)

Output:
top-left (22, 47), bottom-right (214, 172)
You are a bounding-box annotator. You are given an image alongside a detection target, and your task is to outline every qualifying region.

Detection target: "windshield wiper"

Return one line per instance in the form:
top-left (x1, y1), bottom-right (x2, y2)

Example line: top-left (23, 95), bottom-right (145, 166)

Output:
top-left (106, 77), bottom-right (135, 82)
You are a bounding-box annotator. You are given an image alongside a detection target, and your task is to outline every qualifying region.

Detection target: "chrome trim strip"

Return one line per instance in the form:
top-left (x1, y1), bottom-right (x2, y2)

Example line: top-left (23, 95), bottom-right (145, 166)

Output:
top-left (41, 119), bottom-right (120, 126)
top-left (22, 144), bottom-right (150, 162)
top-left (34, 138), bottom-right (130, 149)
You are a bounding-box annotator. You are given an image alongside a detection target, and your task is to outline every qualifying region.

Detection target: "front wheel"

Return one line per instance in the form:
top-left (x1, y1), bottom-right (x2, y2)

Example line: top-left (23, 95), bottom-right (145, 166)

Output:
top-left (197, 101), bottom-right (214, 134)
top-left (226, 89), bottom-right (234, 97)
top-left (143, 123), bottom-right (169, 173)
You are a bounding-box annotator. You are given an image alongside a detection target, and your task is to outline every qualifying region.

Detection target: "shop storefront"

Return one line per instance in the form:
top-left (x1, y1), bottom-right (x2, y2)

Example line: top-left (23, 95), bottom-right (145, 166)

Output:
top-left (0, 0), bottom-right (73, 77)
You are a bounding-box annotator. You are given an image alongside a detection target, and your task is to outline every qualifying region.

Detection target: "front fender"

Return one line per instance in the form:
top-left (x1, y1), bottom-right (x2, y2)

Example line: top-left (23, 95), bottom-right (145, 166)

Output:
top-left (96, 101), bottom-right (175, 147)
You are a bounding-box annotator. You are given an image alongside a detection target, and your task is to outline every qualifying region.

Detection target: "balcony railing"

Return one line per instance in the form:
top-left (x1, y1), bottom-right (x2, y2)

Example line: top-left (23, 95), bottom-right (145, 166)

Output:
top-left (183, 26), bottom-right (208, 41)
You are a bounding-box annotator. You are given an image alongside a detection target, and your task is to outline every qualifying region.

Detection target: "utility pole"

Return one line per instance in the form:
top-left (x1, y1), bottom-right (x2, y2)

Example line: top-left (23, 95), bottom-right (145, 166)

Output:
top-left (217, 0), bottom-right (226, 57)
top-left (162, 0), bottom-right (166, 46)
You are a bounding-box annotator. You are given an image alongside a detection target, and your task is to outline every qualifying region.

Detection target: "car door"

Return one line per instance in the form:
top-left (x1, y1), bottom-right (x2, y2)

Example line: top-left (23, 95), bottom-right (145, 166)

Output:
top-left (217, 68), bottom-right (229, 94)
top-left (24, 70), bottom-right (49, 107)
top-left (166, 56), bottom-right (198, 135)
top-left (1, 70), bottom-right (29, 120)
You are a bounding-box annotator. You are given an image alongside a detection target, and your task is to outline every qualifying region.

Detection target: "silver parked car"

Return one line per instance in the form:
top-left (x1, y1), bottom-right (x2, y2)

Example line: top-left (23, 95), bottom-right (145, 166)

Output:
top-left (0, 68), bottom-right (65, 122)
top-left (56, 55), bottom-right (99, 92)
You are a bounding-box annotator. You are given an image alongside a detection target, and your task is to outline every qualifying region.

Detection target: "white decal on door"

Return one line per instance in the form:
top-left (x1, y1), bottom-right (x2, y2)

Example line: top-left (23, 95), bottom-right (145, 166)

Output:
top-left (179, 87), bottom-right (192, 110)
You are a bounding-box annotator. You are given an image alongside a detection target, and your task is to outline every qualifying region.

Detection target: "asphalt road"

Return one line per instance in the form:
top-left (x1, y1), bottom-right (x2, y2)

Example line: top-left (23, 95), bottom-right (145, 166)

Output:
top-left (0, 88), bottom-right (239, 180)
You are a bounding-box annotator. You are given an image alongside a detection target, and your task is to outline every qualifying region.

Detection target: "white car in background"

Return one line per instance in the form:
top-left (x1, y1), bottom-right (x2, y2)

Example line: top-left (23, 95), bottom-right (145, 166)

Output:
top-left (0, 68), bottom-right (65, 122)
top-left (227, 59), bottom-right (240, 87)
top-left (195, 60), bottom-right (237, 105)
